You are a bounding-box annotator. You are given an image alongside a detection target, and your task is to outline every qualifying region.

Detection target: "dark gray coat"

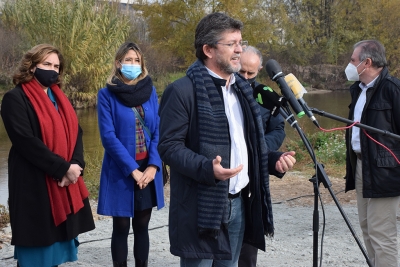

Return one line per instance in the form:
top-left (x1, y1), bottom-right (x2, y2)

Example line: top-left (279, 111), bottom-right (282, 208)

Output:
top-left (158, 75), bottom-right (283, 259)
top-left (345, 67), bottom-right (400, 198)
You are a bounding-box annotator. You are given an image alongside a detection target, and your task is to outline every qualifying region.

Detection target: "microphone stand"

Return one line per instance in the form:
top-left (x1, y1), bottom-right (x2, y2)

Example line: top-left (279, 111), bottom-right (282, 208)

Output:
top-left (311, 107), bottom-right (400, 141)
top-left (280, 103), bottom-right (374, 267)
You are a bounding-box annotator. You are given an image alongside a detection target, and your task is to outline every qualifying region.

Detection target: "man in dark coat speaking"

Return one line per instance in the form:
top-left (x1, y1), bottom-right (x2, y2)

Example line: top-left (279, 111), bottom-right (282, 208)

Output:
top-left (158, 12), bottom-right (296, 267)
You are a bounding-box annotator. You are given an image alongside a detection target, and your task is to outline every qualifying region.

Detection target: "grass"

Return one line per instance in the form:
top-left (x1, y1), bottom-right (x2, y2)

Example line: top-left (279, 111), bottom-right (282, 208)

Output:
top-left (153, 71), bottom-right (186, 97)
top-left (83, 148), bottom-right (104, 200)
top-left (283, 131), bottom-right (347, 178)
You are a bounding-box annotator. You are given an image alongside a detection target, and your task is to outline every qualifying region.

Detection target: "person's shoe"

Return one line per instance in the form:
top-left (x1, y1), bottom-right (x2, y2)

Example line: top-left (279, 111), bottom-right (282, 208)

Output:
top-left (113, 261), bottom-right (127, 267)
top-left (135, 259), bottom-right (148, 267)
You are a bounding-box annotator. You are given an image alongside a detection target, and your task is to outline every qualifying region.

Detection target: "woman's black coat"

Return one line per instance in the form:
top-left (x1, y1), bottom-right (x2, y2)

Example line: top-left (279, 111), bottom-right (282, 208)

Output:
top-left (1, 85), bottom-right (95, 246)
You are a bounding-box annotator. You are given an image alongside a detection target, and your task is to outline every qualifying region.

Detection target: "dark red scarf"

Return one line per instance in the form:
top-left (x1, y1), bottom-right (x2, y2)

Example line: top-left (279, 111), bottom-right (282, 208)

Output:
top-left (22, 79), bottom-right (89, 226)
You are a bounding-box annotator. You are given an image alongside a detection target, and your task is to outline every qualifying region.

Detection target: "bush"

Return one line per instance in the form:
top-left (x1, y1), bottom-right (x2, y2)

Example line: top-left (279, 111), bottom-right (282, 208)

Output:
top-left (153, 71), bottom-right (186, 97)
top-left (1, 0), bottom-right (131, 106)
top-left (284, 131), bottom-right (346, 175)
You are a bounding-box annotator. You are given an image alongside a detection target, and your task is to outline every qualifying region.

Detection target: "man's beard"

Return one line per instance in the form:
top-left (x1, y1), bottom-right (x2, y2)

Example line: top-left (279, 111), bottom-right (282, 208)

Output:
top-left (216, 53), bottom-right (241, 74)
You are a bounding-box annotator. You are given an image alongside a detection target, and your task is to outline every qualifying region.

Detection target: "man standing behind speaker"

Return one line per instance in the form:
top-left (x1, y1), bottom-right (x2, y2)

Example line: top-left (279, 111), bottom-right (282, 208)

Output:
top-left (239, 46), bottom-right (286, 152)
top-left (238, 46), bottom-right (286, 267)
top-left (344, 40), bottom-right (400, 267)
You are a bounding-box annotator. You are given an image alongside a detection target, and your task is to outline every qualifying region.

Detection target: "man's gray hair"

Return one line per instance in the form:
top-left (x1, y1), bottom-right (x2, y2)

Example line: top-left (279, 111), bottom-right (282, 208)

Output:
top-left (243, 45), bottom-right (263, 69)
top-left (195, 12), bottom-right (243, 60)
top-left (354, 40), bottom-right (387, 68)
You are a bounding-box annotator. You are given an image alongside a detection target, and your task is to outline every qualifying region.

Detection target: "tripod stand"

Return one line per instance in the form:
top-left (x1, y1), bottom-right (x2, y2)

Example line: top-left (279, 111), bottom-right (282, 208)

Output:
top-left (279, 103), bottom-right (374, 267)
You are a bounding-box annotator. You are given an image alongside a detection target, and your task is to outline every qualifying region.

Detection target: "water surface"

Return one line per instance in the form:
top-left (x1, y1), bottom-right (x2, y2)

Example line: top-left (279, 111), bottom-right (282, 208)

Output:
top-left (0, 90), bottom-right (351, 206)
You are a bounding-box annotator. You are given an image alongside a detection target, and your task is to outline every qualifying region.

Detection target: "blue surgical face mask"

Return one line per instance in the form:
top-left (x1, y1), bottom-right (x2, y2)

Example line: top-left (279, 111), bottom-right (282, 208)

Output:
top-left (120, 64), bottom-right (142, 80)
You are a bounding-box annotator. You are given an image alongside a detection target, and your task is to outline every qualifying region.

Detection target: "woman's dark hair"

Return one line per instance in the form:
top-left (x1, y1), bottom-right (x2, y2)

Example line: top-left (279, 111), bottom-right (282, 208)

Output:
top-left (13, 44), bottom-right (64, 86)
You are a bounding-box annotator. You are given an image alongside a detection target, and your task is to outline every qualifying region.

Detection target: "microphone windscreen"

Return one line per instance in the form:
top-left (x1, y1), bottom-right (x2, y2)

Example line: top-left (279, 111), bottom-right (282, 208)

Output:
top-left (253, 84), bottom-right (282, 116)
top-left (284, 73), bottom-right (307, 99)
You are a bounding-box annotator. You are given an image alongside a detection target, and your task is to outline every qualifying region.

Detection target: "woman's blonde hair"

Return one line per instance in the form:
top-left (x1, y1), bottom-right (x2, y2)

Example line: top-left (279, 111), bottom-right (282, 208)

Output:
top-left (107, 42), bottom-right (148, 85)
top-left (12, 44), bottom-right (64, 86)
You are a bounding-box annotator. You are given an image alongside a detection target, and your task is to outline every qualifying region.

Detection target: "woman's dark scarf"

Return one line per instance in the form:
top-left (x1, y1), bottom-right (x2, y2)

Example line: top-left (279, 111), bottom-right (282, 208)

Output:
top-left (21, 79), bottom-right (89, 226)
top-left (107, 75), bottom-right (153, 107)
top-left (186, 60), bottom-right (274, 238)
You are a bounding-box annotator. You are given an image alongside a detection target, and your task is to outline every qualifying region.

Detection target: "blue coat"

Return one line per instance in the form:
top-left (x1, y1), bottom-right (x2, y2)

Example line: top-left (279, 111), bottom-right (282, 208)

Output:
top-left (97, 85), bottom-right (164, 217)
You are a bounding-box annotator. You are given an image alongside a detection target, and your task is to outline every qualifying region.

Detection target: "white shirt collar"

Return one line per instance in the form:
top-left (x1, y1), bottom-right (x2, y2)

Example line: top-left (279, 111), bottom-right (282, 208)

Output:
top-left (205, 67), bottom-right (236, 87)
top-left (359, 75), bottom-right (378, 91)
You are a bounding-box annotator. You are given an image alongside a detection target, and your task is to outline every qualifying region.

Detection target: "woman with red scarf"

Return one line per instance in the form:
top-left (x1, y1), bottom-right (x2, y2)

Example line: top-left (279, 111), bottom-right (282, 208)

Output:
top-left (0, 44), bottom-right (95, 267)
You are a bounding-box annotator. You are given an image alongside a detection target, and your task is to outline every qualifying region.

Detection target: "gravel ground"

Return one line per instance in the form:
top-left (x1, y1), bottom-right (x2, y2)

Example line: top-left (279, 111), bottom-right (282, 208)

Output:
top-left (1, 174), bottom-right (399, 267)
top-left (2, 201), bottom-right (396, 267)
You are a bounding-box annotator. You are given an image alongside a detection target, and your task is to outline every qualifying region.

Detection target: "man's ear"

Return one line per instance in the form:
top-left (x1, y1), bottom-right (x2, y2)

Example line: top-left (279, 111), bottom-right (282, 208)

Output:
top-left (203, 44), bottom-right (213, 59)
top-left (365, 58), bottom-right (372, 68)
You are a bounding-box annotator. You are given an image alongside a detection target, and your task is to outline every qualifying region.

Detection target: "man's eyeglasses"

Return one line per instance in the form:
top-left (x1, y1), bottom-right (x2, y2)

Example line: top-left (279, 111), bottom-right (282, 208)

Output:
top-left (215, 40), bottom-right (248, 48)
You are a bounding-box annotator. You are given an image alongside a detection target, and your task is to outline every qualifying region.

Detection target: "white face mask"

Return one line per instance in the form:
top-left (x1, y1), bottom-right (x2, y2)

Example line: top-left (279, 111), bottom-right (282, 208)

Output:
top-left (345, 60), bottom-right (365, 81)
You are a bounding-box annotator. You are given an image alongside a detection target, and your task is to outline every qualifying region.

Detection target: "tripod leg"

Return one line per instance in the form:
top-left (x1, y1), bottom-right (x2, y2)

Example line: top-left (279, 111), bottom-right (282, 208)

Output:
top-left (310, 177), bottom-right (319, 267)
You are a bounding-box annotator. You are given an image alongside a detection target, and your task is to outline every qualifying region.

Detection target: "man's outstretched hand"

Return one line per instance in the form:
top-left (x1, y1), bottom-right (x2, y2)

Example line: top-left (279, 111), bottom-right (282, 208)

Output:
top-left (213, 155), bottom-right (243, 181)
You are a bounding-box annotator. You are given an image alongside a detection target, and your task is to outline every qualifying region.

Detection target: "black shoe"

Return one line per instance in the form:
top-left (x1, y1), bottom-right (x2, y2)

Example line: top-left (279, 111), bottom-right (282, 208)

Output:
top-left (135, 259), bottom-right (148, 267)
top-left (113, 261), bottom-right (127, 267)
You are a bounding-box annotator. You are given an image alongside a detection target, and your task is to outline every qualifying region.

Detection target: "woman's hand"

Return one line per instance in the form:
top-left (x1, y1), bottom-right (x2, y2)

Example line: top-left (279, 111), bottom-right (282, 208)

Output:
top-left (140, 165), bottom-right (157, 188)
top-left (132, 165), bottom-right (157, 189)
top-left (65, 164), bottom-right (83, 184)
top-left (131, 169), bottom-right (146, 189)
top-left (58, 176), bottom-right (72, 187)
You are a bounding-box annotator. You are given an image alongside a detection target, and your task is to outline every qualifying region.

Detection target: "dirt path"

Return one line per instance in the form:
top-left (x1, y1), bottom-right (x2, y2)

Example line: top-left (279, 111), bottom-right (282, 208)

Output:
top-left (1, 172), bottom-right (398, 267)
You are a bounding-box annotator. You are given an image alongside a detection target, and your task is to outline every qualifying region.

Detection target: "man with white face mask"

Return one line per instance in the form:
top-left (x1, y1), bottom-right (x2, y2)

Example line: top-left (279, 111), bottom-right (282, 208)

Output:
top-left (344, 40), bottom-right (400, 267)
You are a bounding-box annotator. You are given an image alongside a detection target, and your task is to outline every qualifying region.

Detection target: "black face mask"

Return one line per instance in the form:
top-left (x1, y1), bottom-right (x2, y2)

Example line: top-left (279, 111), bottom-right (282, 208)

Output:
top-left (34, 67), bottom-right (59, 87)
top-left (246, 77), bottom-right (256, 86)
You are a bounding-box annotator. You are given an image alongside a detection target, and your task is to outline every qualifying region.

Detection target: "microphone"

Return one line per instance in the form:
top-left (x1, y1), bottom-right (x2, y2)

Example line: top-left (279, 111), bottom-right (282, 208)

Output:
top-left (284, 73), bottom-right (320, 128)
top-left (253, 84), bottom-right (285, 117)
top-left (253, 84), bottom-right (297, 126)
top-left (265, 59), bottom-right (305, 118)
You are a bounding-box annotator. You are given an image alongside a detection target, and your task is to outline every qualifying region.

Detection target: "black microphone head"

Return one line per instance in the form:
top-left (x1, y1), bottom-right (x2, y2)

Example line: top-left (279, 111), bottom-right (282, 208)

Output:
top-left (265, 59), bottom-right (283, 81)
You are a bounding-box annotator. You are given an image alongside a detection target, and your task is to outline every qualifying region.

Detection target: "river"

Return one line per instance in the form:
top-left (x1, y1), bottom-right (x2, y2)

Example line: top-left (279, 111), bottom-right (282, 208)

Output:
top-left (0, 90), bottom-right (351, 206)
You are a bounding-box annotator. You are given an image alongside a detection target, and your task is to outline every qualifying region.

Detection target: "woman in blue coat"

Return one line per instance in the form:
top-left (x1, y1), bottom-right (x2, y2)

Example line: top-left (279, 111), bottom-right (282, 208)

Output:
top-left (97, 42), bottom-right (164, 267)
